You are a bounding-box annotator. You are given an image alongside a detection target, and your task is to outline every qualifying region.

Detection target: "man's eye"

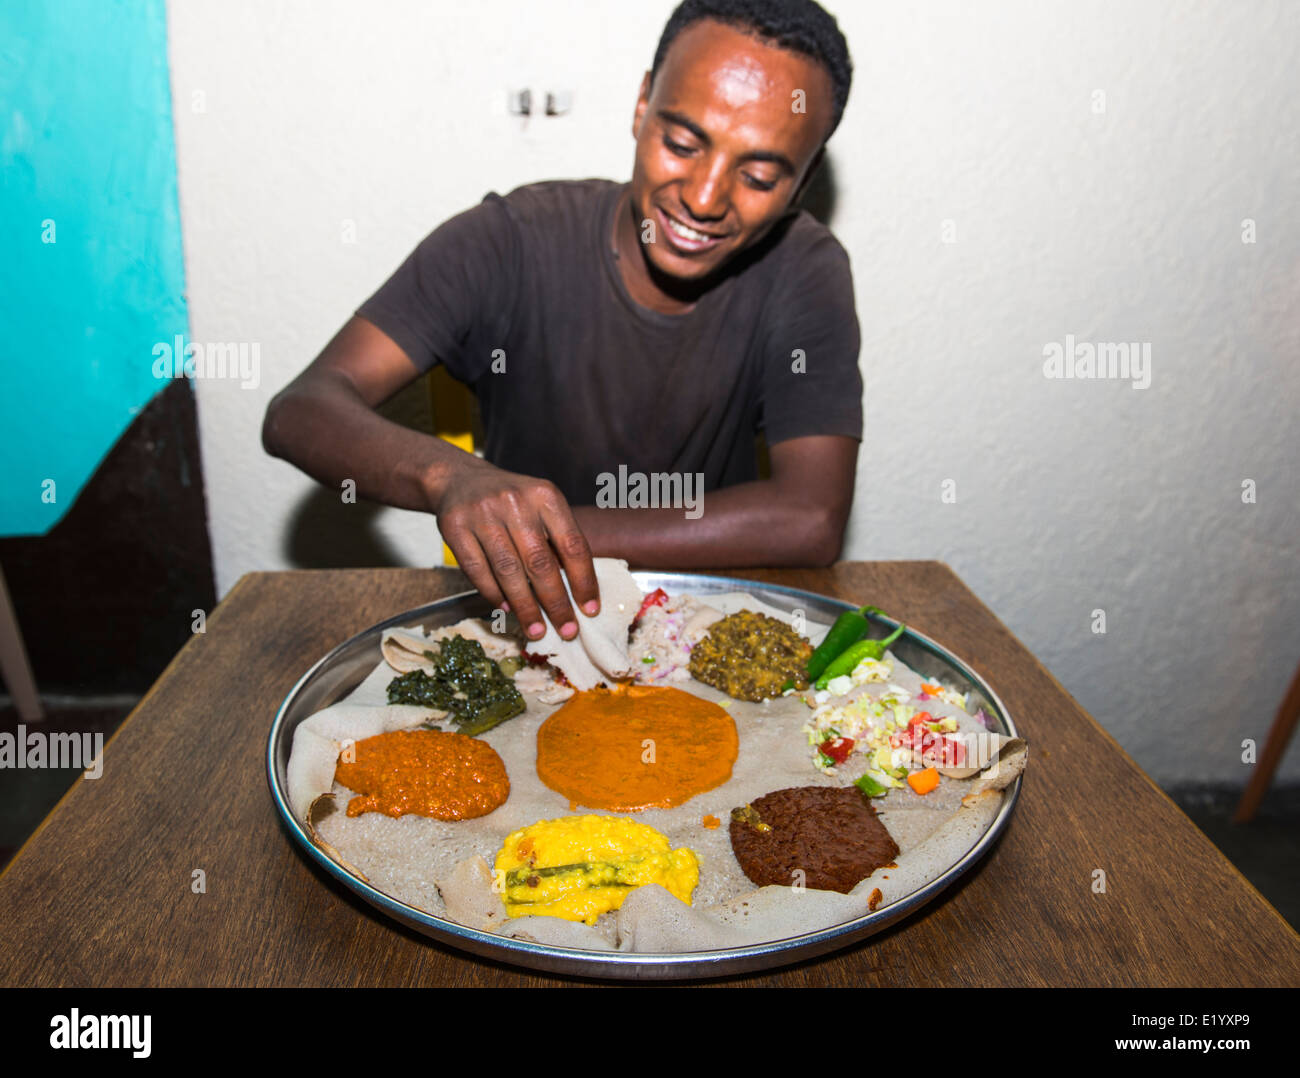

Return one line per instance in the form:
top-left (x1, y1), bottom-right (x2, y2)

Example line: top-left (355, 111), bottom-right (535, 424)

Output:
top-left (663, 135), bottom-right (695, 156)
top-left (743, 174), bottom-right (777, 192)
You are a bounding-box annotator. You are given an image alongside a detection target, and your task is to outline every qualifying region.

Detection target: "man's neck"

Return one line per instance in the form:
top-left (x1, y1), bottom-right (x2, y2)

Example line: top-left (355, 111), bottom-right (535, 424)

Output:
top-left (610, 188), bottom-right (714, 316)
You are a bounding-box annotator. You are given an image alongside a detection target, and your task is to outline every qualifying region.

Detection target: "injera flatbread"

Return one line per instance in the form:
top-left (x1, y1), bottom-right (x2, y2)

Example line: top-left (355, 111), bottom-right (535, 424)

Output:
top-left (287, 590), bottom-right (1026, 953)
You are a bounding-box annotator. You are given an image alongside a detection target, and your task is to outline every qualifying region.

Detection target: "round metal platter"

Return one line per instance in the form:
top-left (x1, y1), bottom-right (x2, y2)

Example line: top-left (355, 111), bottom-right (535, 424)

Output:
top-left (267, 571), bottom-right (1022, 980)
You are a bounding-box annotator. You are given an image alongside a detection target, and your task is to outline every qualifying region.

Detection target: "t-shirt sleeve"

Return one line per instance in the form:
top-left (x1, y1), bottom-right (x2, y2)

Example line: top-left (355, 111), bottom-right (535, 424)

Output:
top-left (757, 231), bottom-right (863, 445)
top-left (355, 193), bottom-right (518, 382)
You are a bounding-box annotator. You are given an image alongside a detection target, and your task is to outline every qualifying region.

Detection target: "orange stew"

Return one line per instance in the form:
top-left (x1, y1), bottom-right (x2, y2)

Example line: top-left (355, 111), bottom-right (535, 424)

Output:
top-left (335, 729), bottom-right (509, 820)
top-left (536, 685), bottom-right (739, 812)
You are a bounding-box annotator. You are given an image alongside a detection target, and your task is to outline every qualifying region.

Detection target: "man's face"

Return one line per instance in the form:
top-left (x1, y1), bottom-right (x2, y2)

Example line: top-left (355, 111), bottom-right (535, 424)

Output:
top-left (630, 19), bottom-right (835, 282)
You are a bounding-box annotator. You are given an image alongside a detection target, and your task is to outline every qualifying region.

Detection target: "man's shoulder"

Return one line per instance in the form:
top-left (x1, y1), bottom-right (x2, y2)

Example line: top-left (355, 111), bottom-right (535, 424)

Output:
top-left (484, 177), bottom-right (619, 223)
top-left (722, 204), bottom-right (853, 314)
top-left (766, 204), bottom-right (852, 271)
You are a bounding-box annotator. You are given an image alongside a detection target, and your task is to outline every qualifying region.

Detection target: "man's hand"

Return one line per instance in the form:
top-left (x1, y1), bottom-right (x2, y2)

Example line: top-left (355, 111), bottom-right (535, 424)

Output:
top-left (263, 316), bottom-right (599, 639)
top-left (431, 456), bottom-right (600, 641)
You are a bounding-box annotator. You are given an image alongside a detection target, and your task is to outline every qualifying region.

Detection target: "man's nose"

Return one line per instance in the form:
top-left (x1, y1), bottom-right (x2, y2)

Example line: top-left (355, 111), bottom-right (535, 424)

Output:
top-left (679, 156), bottom-right (729, 222)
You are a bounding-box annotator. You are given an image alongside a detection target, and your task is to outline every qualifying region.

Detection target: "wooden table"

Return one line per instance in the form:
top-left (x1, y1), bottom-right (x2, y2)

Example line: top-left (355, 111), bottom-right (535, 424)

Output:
top-left (2, 563), bottom-right (1296, 987)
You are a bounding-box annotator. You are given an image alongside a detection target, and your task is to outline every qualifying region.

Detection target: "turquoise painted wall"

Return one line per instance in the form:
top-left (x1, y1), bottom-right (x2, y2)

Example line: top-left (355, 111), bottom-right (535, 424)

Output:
top-left (0, 0), bottom-right (189, 536)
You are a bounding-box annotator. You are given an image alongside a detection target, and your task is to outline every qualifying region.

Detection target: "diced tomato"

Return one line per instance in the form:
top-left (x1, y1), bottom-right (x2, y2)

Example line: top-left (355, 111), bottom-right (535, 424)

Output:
top-left (928, 735), bottom-right (966, 768)
top-left (818, 737), bottom-right (855, 765)
top-left (635, 588), bottom-right (669, 622)
top-left (891, 725), bottom-right (966, 767)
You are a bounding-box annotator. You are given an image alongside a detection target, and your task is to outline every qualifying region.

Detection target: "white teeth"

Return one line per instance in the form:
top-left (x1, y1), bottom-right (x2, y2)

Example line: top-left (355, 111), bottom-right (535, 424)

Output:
top-left (666, 216), bottom-right (713, 242)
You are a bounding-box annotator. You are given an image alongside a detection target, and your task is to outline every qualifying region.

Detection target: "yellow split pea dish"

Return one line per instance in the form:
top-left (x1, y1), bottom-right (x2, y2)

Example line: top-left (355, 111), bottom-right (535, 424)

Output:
top-left (495, 815), bottom-right (699, 925)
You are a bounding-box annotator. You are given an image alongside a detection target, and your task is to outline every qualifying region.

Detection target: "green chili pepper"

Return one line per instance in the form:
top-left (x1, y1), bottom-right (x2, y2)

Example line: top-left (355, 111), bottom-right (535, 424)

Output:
top-left (807, 607), bottom-right (871, 681)
top-left (814, 621), bottom-right (907, 690)
top-left (807, 605), bottom-right (900, 682)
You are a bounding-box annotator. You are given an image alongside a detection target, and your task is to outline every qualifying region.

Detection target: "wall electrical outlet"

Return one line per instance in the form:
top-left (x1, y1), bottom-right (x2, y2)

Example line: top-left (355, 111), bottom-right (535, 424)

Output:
top-left (508, 88), bottom-right (532, 115)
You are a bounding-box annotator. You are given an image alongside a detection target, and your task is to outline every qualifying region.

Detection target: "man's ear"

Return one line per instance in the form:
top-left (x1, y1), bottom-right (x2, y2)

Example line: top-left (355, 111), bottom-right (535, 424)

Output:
top-left (632, 71), bottom-right (651, 139)
top-left (791, 146), bottom-right (826, 206)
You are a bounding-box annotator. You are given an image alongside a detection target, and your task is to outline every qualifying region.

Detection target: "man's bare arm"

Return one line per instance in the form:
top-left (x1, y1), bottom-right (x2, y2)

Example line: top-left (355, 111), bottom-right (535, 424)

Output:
top-left (570, 435), bottom-right (858, 568)
top-left (261, 315), bottom-right (600, 639)
top-left (262, 316), bottom-right (449, 512)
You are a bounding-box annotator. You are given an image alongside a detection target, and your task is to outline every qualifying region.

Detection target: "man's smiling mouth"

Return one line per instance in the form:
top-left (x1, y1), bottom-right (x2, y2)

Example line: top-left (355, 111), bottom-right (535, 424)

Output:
top-left (658, 206), bottom-right (728, 252)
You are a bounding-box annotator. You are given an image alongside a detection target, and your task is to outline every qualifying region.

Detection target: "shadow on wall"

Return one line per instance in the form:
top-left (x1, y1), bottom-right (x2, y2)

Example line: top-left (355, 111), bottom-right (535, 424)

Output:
top-left (282, 488), bottom-right (410, 569)
top-left (279, 374), bottom-right (431, 569)
top-left (798, 151), bottom-right (838, 226)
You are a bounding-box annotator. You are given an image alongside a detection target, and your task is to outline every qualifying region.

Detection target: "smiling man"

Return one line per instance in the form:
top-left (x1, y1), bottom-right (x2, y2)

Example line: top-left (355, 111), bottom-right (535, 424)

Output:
top-left (262, 0), bottom-right (860, 642)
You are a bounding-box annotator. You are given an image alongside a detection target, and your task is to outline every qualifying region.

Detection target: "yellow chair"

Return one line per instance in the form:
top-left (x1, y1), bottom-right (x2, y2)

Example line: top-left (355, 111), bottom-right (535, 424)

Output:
top-left (427, 366), bottom-right (482, 566)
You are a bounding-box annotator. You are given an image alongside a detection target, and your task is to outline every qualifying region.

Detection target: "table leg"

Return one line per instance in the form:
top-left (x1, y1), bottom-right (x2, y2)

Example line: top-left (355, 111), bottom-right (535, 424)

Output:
top-left (0, 563), bottom-right (43, 723)
top-left (1233, 658), bottom-right (1300, 823)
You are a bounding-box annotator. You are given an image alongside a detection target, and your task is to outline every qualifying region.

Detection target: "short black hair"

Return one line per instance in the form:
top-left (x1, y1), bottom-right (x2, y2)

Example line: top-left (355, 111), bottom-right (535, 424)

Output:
top-left (650, 0), bottom-right (853, 142)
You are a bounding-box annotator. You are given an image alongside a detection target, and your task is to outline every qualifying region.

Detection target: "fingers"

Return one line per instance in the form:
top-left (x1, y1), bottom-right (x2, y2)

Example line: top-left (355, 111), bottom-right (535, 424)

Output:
top-left (505, 517), bottom-right (578, 640)
top-left (539, 498), bottom-right (600, 618)
top-left (469, 523), bottom-right (555, 641)
top-left (443, 529), bottom-right (505, 609)
top-left (440, 480), bottom-right (590, 642)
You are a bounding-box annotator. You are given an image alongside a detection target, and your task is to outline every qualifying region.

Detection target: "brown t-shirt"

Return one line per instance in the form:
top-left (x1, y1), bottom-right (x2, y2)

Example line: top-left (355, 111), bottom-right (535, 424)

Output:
top-left (356, 178), bottom-right (862, 506)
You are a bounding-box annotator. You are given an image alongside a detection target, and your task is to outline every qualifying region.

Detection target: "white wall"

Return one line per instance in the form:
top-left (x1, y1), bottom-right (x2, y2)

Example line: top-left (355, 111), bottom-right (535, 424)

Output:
top-left (167, 0), bottom-right (1300, 786)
